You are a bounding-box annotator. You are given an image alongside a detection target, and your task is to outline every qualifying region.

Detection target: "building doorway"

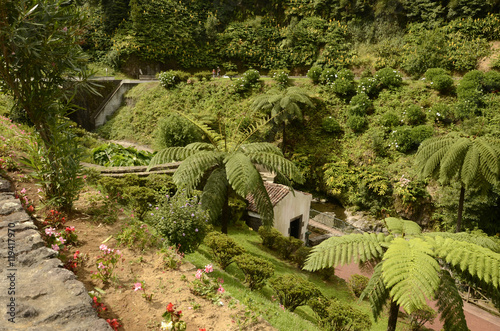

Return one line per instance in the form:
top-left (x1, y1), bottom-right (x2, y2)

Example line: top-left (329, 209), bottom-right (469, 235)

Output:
top-left (289, 215), bottom-right (302, 239)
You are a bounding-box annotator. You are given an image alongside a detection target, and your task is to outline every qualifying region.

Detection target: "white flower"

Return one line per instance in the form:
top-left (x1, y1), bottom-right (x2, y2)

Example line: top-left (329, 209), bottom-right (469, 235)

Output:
top-left (161, 321), bottom-right (173, 331)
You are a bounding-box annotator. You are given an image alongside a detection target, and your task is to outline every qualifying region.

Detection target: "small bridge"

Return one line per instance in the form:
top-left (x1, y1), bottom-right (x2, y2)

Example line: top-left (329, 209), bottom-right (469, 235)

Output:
top-left (81, 161), bottom-right (180, 177)
top-left (309, 208), bottom-right (363, 235)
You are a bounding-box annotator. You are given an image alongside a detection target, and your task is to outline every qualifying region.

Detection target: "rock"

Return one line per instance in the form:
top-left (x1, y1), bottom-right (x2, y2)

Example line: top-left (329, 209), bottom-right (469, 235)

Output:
top-left (0, 178), bottom-right (11, 192)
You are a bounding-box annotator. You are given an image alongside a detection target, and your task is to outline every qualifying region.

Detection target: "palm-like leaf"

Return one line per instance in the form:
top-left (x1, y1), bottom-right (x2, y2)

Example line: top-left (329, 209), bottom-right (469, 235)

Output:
top-left (424, 232), bottom-right (500, 253)
top-left (239, 142), bottom-right (283, 155)
top-left (304, 233), bottom-right (391, 271)
top-left (172, 151), bottom-right (223, 193)
top-left (224, 152), bottom-right (263, 198)
top-left (200, 168), bottom-right (228, 222)
top-left (432, 236), bottom-right (500, 287)
top-left (434, 270), bottom-right (469, 331)
top-left (384, 217), bottom-right (422, 237)
top-left (247, 151), bottom-right (305, 184)
top-left (148, 147), bottom-right (196, 169)
top-left (359, 262), bottom-right (389, 320)
top-left (382, 238), bottom-right (440, 314)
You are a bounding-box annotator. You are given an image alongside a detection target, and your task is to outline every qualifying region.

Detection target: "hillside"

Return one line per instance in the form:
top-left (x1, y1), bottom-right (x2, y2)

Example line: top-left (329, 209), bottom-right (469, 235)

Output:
top-left (98, 70), bottom-right (500, 235)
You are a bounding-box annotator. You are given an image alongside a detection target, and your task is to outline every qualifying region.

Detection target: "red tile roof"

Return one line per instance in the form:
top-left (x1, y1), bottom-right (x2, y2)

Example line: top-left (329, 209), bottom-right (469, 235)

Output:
top-left (246, 182), bottom-right (291, 212)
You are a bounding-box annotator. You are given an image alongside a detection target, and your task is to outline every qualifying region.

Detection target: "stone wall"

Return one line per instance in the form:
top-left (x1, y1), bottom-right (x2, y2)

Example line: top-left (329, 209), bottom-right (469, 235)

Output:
top-left (0, 177), bottom-right (111, 331)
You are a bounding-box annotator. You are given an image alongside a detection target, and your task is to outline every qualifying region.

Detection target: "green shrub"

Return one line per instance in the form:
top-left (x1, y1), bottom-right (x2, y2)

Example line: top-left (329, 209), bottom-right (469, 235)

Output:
top-left (320, 67), bottom-right (337, 85)
top-left (380, 111), bottom-right (401, 128)
top-left (390, 125), bottom-right (433, 153)
top-left (375, 67), bottom-right (403, 89)
top-left (145, 190), bottom-right (209, 253)
top-left (424, 68), bottom-right (449, 82)
top-left (462, 70), bottom-right (484, 86)
top-left (269, 274), bottom-right (321, 311)
top-left (331, 69), bottom-right (355, 97)
top-left (322, 116), bottom-right (342, 134)
top-left (347, 115), bottom-right (368, 133)
top-left (234, 253), bottom-right (274, 290)
top-left (194, 71), bottom-right (213, 81)
top-left (483, 71), bottom-right (500, 92)
top-left (274, 235), bottom-right (303, 260)
top-left (454, 100), bottom-right (480, 119)
top-left (122, 185), bottom-right (157, 219)
top-left (356, 77), bottom-right (380, 99)
top-left (307, 66), bottom-right (323, 84)
top-left (309, 297), bottom-right (372, 331)
top-left (405, 105), bottom-right (426, 125)
top-left (270, 69), bottom-right (290, 89)
top-left (430, 74), bottom-right (454, 92)
top-left (292, 246), bottom-right (312, 269)
top-left (116, 220), bottom-right (162, 251)
top-left (348, 274), bottom-right (370, 298)
top-left (158, 70), bottom-right (189, 89)
top-left (348, 93), bottom-right (372, 116)
top-left (155, 114), bottom-right (203, 149)
top-left (457, 79), bottom-right (484, 107)
top-left (258, 226), bottom-right (282, 249)
top-left (204, 231), bottom-right (245, 270)
top-left (242, 69), bottom-right (260, 84)
top-left (91, 143), bottom-right (153, 167)
top-left (428, 103), bottom-right (452, 123)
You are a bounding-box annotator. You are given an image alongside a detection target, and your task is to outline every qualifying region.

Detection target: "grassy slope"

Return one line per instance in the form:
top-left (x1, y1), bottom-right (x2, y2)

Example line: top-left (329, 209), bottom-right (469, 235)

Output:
top-left (186, 226), bottom-right (391, 331)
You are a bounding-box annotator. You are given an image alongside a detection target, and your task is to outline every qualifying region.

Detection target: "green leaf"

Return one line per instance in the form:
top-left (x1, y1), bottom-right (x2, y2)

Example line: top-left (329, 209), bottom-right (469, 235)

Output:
top-left (382, 238), bottom-right (440, 314)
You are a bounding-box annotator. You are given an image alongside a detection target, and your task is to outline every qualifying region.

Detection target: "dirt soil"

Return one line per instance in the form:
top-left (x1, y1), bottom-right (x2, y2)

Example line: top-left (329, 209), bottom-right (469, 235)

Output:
top-left (6, 173), bottom-right (275, 331)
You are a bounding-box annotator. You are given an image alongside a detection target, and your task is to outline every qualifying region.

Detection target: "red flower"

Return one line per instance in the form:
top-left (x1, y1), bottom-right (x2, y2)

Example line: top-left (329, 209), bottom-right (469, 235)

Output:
top-left (166, 302), bottom-right (175, 313)
top-left (199, 329), bottom-right (206, 331)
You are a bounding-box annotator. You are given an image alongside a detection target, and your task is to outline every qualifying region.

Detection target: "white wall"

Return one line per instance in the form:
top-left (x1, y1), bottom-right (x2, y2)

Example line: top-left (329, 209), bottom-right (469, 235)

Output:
top-left (273, 191), bottom-right (312, 241)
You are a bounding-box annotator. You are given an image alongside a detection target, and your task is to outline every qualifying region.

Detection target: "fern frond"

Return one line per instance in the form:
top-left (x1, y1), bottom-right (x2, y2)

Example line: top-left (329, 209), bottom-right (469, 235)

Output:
top-left (247, 151), bottom-right (304, 184)
top-left (251, 179), bottom-right (274, 227)
top-left (224, 152), bottom-right (263, 198)
top-left (434, 269), bottom-right (469, 331)
top-left (476, 138), bottom-right (500, 185)
top-left (175, 111), bottom-right (224, 148)
top-left (359, 262), bottom-right (389, 321)
top-left (237, 112), bottom-right (284, 147)
top-left (416, 136), bottom-right (455, 178)
top-left (200, 168), bottom-right (228, 222)
top-left (384, 217), bottom-right (421, 237)
top-left (148, 147), bottom-right (195, 170)
top-left (303, 233), bottom-right (389, 271)
top-left (184, 142), bottom-right (216, 151)
top-left (382, 238), bottom-right (440, 314)
top-left (433, 236), bottom-right (500, 288)
top-left (239, 142), bottom-right (283, 155)
top-left (439, 138), bottom-right (470, 184)
top-left (172, 151), bottom-right (223, 193)
top-left (461, 145), bottom-right (480, 188)
top-left (424, 232), bottom-right (500, 253)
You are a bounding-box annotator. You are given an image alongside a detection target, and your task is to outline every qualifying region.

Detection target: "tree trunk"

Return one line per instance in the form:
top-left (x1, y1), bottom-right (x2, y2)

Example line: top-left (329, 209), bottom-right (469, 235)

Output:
top-left (387, 300), bottom-right (400, 331)
top-left (221, 190), bottom-right (230, 234)
top-left (456, 186), bottom-right (465, 233)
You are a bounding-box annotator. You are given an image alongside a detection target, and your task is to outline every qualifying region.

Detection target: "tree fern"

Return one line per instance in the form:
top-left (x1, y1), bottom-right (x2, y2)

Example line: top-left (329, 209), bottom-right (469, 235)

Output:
top-left (148, 147), bottom-right (196, 169)
top-left (200, 168), bottom-right (228, 222)
top-left (382, 238), bottom-right (440, 314)
top-left (225, 153), bottom-right (263, 197)
top-left (424, 232), bottom-right (500, 253)
top-left (247, 152), bottom-right (304, 184)
top-left (415, 133), bottom-right (500, 231)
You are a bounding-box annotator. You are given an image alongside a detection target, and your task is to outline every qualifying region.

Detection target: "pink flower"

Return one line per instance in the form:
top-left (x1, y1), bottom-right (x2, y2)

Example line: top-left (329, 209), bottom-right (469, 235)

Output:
top-left (217, 285), bottom-right (225, 294)
top-left (57, 237), bottom-right (66, 244)
top-left (45, 227), bottom-right (57, 236)
top-left (133, 282), bottom-right (142, 291)
top-left (204, 264), bottom-right (213, 273)
top-left (99, 244), bottom-right (108, 251)
top-left (20, 188), bottom-right (26, 194)
top-left (51, 244), bottom-right (60, 251)
top-left (195, 269), bottom-right (203, 279)
top-left (98, 262), bottom-right (106, 269)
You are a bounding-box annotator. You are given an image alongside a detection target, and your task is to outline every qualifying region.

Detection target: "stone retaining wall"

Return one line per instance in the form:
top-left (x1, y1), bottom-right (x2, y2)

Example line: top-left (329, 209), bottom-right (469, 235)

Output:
top-left (0, 177), bottom-right (111, 331)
